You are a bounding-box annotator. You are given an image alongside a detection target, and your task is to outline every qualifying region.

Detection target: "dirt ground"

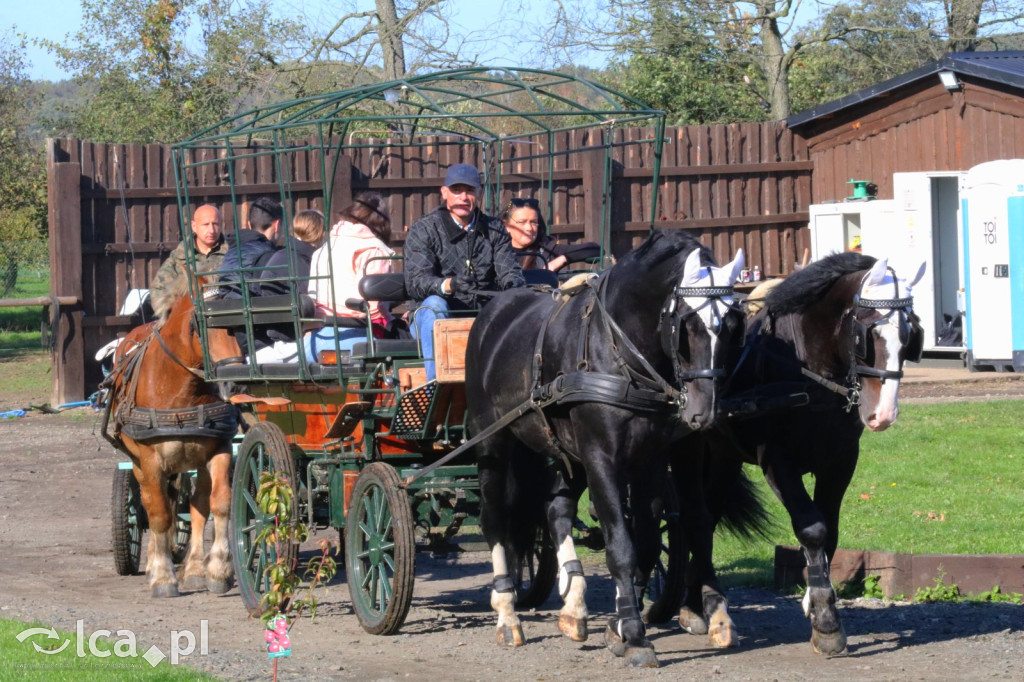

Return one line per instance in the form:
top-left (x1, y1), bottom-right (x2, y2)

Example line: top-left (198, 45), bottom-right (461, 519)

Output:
top-left (0, 373), bottom-right (1022, 681)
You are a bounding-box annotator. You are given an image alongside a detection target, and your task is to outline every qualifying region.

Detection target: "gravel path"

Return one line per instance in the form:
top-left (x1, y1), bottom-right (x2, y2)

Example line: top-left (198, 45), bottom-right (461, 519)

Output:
top-left (1, 406), bottom-right (1022, 681)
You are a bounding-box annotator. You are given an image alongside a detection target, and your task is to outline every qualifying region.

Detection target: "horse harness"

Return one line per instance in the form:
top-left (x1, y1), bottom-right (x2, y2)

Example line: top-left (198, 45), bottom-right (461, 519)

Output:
top-left (526, 272), bottom-right (735, 466)
top-left (736, 268), bottom-right (922, 413)
top-left (100, 322), bottom-right (241, 453)
top-left (402, 271), bottom-right (738, 485)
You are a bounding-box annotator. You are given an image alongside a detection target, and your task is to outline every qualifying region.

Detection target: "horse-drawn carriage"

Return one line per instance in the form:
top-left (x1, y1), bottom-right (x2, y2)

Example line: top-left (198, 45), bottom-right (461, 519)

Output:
top-left (102, 68), bottom-right (685, 637)
top-left (102, 68), bottom-right (927, 666)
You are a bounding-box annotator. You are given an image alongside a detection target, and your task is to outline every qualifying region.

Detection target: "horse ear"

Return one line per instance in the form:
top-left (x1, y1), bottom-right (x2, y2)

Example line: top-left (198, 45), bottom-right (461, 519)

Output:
top-left (863, 258), bottom-right (889, 289)
top-left (682, 248), bottom-right (704, 285)
top-left (907, 261), bottom-right (927, 289)
top-left (724, 248), bottom-right (745, 284)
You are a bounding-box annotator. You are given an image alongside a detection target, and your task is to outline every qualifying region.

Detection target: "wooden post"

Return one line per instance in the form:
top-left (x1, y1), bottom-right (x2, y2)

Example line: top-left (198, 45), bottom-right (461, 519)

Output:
top-left (329, 154), bottom-right (353, 221)
top-left (581, 138), bottom-right (608, 254)
top-left (47, 161), bottom-right (84, 406)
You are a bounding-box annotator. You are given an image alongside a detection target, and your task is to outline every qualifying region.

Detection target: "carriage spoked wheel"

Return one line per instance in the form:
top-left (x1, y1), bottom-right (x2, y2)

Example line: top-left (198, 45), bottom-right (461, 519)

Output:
top-left (229, 422), bottom-right (297, 617)
top-left (112, 467), bottom-right (145, 576)
top-left (112, 469), bottom-right (194, 576)
top-left (513, 524), bottom-right (558, 610)
top-left (345, 462), bottom-right (415, 635)
top-left (640, 478), bottom-right (685, 624)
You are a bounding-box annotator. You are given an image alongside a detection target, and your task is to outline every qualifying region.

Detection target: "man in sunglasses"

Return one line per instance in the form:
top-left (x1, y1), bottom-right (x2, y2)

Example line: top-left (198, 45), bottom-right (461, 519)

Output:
top-left (404, 163), bottom-right (524, 380)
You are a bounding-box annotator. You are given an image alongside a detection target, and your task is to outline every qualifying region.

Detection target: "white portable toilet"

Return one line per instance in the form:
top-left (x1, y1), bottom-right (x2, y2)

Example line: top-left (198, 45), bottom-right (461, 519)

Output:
top-left (810, 170), bottom-right (965, 355)
top-left (961, 159), bottom-right (1024, 371)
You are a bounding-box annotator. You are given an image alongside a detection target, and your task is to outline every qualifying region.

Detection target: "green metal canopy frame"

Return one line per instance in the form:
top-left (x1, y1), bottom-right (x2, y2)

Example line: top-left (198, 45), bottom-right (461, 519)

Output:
top-left (174, 67), bottom-right (666, 244)
top-left (171, 67), bottom-right (666, 377)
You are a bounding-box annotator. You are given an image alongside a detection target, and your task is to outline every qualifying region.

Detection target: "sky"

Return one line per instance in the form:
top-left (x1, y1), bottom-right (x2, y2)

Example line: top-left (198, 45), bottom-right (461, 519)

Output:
top-left (2, 0), bottom-right (606, 82)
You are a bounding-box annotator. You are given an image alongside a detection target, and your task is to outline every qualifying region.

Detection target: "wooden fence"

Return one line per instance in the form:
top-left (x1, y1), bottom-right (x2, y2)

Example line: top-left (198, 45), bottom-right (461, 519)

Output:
top-left (46, 121), bottom-right (811, 402)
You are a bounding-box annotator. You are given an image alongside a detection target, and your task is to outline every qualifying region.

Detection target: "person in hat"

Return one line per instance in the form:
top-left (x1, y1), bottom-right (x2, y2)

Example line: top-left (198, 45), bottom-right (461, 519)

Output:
top-left (404, 163), bottom-right (524, 380)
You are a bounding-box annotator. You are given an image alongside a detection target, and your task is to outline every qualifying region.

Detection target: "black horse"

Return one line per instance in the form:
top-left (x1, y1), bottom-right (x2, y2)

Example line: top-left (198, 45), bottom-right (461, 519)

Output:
top-left (465, 229), bottom-right (745, 668)
top-left (674, 252), bottom-right (925, 654)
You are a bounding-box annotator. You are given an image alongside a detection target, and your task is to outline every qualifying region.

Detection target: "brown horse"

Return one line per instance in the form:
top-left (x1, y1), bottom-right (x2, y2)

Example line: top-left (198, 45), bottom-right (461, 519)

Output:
top-left (103, 277), bottom-right (244, 597)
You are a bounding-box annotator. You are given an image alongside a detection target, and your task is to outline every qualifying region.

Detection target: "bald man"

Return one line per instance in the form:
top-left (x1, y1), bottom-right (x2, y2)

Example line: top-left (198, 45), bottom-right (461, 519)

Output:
top-left (150, 204), bottom-right (228, 316)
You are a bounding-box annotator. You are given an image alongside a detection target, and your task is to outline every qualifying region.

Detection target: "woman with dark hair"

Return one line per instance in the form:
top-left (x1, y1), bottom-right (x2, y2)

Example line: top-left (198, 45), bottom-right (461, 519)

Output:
top-left (305, 192), bottom-right (395, 362)
top-left (501, 197), bottom-right (600, 272)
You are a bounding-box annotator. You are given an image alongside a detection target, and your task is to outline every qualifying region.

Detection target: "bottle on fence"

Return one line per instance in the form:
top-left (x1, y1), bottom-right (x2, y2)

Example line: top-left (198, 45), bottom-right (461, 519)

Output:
top-left (753, 265), bottom-right (762, 281)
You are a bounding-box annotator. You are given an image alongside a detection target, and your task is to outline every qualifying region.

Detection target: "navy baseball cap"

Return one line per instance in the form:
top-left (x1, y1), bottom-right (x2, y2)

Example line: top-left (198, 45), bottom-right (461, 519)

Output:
top-left (444, 163), bottom-right (481, 189)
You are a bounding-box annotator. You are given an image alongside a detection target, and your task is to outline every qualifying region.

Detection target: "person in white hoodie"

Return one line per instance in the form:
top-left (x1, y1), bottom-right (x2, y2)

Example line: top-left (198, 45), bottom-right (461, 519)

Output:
top-left (304, 192), bottom-right (395, 363)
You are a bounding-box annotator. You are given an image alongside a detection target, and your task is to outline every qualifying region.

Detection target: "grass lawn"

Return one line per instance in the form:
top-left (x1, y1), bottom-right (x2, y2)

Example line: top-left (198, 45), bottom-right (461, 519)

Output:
top-left (711, 400), bottom-right (1024, 588)
top-left (0, 618), bottom-right (217, 681)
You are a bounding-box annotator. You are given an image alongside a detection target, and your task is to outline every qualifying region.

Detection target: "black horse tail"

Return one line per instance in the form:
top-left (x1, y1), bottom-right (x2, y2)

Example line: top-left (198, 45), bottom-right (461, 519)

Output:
top-left (708, 455), bottom-right (774, 541)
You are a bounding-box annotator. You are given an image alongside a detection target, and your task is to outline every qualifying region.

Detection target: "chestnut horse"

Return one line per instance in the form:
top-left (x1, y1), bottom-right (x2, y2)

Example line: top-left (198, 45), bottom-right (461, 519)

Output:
top-left (103, 277), bottom-right (244, 597)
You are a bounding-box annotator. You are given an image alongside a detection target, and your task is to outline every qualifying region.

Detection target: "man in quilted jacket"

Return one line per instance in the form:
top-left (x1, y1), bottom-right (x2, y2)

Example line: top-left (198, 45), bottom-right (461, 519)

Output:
top-left (404, 164), bottom-right (524, 379)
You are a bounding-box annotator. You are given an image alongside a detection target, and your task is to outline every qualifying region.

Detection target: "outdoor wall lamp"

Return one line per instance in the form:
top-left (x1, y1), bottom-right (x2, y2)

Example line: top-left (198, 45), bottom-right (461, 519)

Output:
top-left (939, 70), bottom-right (962, 91)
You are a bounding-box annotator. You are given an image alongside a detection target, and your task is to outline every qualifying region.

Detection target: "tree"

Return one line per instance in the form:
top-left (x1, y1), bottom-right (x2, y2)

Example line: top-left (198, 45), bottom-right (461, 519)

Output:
top-left (0, 31), bottom-right (47, 292)
top-left (545, 0), bottom-right (1024, 121)
top-left (41, 0), bottom-right (300, 143)
top-left (605, 3), bottom-right (767, 124)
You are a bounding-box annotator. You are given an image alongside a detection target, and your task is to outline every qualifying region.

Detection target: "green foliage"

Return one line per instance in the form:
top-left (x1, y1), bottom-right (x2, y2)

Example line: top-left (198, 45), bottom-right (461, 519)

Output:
top-left (788, 1), bottom-right (942, 113)
top-left (862, 573), bottom-right (885, 599)
top-left (254, 472), bottom-right (338, 628)
top-left (914, 574), bottom-right (961, 602)
top-left (609, 1), bottom-right (767, 124)
top-left (973, 585), bottom-right (1024, 604)
top-left (0, 33), bottom-right (46, 241)
top-left (837, 573), bottom-right (884, 599)
top-left (39, 0), bottom-right (301, 143)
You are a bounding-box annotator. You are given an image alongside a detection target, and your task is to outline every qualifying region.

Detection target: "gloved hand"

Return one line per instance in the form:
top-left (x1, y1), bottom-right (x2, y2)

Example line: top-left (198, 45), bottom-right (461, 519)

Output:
top-left (450, 275), bottom-right (477, 295)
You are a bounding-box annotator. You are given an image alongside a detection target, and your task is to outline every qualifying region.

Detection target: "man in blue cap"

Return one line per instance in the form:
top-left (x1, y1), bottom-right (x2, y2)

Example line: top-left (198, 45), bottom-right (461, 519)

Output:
top-left (404, 163), bottom-right (524, 380)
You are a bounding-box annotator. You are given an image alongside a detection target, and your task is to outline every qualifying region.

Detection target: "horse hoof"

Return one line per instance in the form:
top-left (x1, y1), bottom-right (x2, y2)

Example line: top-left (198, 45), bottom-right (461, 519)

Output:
top-left (708, 622), bottom-right (738, 648)
top-left (603, 624), bottom-right (627, 658)
top-left (206, 577), bottom-right (232, 594)
top-left (181, 575), bottom-right (207, 592)
top-left (678, 607), bottom-right (708, 635)
top-left (151, 584), bottom-right (180, 598)
top-left (708, 608), bottom-right (738, 647)
top-left (496, 623), bottom-right (525, 647)
top-left (626, 646), bottom-right (659, 669)
top-left (811, 627), bottom-right (848, 656)
top-left (558, 614), bottom-right (588, 642)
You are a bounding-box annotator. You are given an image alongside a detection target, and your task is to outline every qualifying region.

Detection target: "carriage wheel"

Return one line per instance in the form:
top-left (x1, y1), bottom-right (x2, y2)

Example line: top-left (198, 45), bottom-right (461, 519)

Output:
top-left (345, 462), bottom-right (415, 635)
top-left (170, 473), bottom-right (193, 565)
top-left (229, 422), bottom-right (297, 617)
top-left (112, 467), bottom-right (145, 576)
top-left (513, 524), bottom-right (558, 610)
top-left (640, 478), bottom-right (686, 624)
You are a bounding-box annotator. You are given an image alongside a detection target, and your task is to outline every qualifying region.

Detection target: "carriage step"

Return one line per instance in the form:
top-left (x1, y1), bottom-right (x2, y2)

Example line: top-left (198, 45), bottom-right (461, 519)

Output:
top-left (390, 381), bottom-right (438, 437)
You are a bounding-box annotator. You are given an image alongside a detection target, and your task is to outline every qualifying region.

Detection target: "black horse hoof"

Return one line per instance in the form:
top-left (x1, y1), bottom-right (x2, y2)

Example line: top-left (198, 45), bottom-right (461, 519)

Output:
top-left (626, 646), bottom-right (659, 668)
top-left (811, 626), bottom-right (848, 656)
top-left (604, 623), bottom-right (626, 657)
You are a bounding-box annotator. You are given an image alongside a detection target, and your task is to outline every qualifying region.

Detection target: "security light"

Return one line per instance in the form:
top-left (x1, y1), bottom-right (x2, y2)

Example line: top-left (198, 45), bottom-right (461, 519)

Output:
top-left (939, 70), bottom-right (961, 91)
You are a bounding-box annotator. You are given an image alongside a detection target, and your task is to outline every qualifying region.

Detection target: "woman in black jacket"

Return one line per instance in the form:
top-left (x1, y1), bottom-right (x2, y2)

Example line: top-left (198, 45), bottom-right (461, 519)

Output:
top-left (501, 197), bottom-right (600, 271)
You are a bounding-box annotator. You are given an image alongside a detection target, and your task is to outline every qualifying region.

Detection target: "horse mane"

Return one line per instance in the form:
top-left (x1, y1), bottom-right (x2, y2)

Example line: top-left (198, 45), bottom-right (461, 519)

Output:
top-left (616, 229), bottom-right (714, 274)
top-left (152, 275), bottom-right (191, 326)
top-left (766, 252), bottom-right (877, 316)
